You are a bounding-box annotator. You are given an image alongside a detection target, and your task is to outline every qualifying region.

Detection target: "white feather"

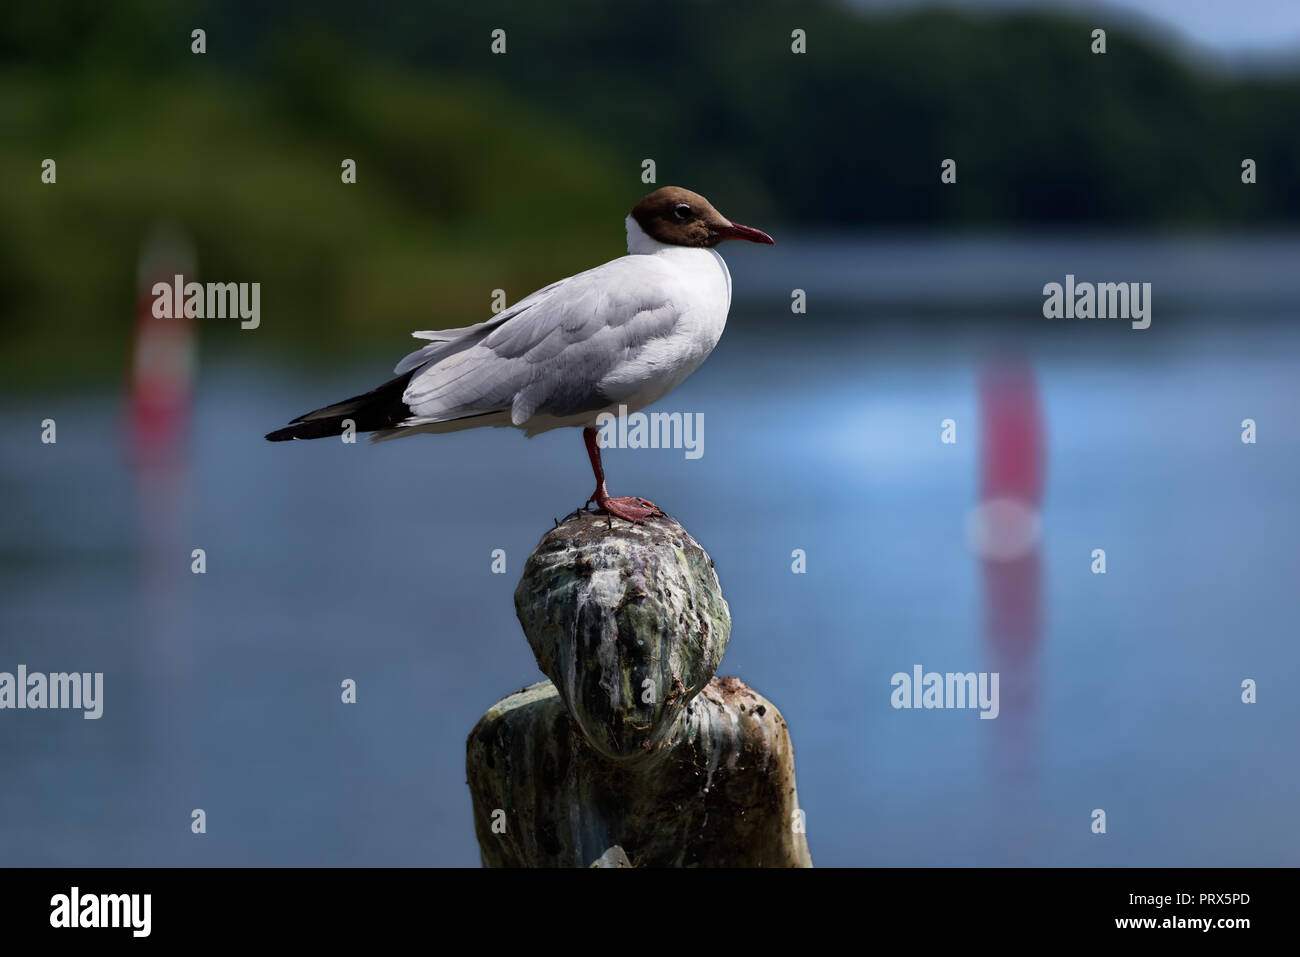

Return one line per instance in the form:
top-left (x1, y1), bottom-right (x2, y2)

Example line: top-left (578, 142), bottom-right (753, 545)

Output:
top-left (377, 217), bottom-right (733, 440)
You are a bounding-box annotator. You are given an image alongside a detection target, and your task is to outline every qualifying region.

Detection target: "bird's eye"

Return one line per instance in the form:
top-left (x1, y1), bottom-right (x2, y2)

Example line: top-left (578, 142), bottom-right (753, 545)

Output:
top-left (672, 203), bottom-right (691, 221)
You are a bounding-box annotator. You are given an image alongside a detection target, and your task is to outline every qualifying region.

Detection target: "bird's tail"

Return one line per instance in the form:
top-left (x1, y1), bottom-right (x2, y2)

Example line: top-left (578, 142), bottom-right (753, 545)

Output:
top-left (265, 371), bottom-right (415, 442)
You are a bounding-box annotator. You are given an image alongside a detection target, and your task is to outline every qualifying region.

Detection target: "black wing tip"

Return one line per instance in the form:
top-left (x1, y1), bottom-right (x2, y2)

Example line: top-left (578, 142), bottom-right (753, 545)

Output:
top-left (266, 370), bottom-right (416, 443)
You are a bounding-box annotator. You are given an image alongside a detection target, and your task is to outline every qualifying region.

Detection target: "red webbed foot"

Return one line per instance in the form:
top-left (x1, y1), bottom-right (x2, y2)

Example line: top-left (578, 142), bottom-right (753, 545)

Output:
top-left (589, 490), bottom-right (663, 524)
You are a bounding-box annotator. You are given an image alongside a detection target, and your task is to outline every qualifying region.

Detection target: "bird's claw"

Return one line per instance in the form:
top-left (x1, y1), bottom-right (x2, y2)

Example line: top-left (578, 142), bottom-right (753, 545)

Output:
top-left (596, 495), bottom-right (663, 525)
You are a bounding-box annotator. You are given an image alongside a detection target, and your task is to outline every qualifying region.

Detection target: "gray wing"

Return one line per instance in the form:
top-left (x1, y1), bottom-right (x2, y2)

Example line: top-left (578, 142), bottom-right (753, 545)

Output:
top-left (396, 256), bottom-right (682, 428)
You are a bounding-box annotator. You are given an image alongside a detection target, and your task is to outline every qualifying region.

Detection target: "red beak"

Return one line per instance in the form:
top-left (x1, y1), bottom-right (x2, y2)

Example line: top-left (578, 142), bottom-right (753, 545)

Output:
top-left (716, 221), bottom-right (775, 245)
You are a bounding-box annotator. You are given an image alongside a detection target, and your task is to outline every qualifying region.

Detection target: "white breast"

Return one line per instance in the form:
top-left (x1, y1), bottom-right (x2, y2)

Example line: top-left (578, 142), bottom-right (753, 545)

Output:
top-left (600, 219), bottom-right (733, 413)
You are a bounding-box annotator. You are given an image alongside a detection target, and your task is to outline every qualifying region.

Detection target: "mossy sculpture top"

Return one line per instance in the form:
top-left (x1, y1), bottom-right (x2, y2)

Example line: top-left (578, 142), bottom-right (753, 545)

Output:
top-left (467, 510), bottom-right (811, 868)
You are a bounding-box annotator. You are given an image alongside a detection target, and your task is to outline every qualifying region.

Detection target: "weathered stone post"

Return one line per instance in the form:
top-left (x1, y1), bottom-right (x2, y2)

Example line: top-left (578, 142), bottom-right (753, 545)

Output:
top-left (466, 510), bottom-right (812, 867)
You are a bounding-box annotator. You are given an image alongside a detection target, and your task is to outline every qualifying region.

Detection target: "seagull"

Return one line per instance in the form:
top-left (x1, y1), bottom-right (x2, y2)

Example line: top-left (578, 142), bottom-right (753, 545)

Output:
top-left (265, 186), bottom-right (774, 522)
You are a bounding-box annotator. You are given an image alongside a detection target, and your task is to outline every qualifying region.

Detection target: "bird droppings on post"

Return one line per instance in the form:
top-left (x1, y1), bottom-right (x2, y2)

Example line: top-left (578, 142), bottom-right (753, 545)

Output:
top-left (466, 510), bottom-right (811, 867)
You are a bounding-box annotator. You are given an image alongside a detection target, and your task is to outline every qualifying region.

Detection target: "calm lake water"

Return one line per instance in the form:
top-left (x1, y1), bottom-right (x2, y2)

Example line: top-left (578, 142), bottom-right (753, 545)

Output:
top-left (2, 236), bottom-right (1298, 866)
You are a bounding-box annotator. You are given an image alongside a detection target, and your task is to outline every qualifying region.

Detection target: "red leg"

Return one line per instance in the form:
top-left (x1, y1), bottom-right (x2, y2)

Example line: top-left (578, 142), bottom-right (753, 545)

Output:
top-left (583, 427), bottom-right (662, 523)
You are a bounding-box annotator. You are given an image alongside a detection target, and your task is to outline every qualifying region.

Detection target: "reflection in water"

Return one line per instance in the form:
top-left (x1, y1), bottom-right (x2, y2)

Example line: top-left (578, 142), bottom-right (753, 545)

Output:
top-left (977, 357), bottom-right (1045, 863)
top-left (129, 227), bottom-right (198, 836)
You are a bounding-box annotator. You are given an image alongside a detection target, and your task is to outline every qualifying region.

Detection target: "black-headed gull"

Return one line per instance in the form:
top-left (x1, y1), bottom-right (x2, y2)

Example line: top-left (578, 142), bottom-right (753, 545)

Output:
top-left (266, 186), bottom-right (774, 522)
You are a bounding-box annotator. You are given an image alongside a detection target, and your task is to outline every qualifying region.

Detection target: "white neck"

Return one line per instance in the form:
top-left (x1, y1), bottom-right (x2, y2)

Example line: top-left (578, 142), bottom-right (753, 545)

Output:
top-left (625, 215), bottom-right (670, 255)
top-left (624, 215), bottom-right (732, 316)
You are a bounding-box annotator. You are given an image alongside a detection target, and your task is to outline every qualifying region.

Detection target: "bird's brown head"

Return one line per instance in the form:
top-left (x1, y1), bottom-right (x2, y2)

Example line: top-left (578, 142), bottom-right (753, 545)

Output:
top-left (630, 186), bottom-right (774, 248)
